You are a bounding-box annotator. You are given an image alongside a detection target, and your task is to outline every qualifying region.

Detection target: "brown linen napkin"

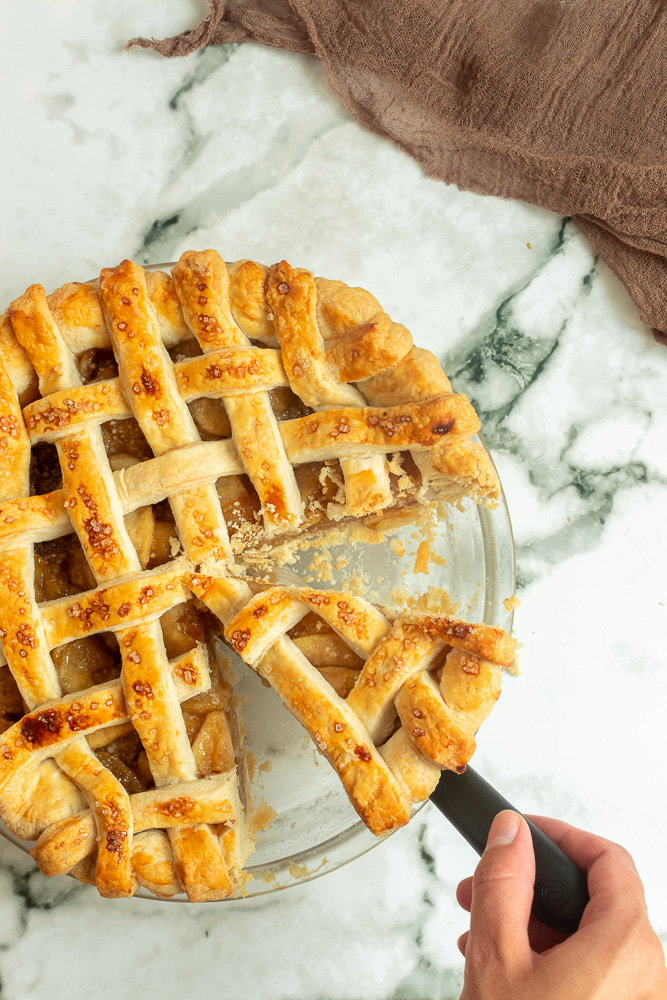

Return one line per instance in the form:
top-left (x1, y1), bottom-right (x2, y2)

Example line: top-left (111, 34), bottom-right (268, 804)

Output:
top-left (130, 1), bottom-right (667, 344)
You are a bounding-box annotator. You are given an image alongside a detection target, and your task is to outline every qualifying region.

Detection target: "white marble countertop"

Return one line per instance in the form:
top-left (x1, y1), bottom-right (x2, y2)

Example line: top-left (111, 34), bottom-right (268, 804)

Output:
top-left (1, 3), bottom-right (666, 998)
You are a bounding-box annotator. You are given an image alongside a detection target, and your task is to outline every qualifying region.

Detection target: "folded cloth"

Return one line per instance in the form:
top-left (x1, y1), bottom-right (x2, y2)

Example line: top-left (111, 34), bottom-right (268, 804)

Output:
top-left (130, 0), bottom-right (667, 344)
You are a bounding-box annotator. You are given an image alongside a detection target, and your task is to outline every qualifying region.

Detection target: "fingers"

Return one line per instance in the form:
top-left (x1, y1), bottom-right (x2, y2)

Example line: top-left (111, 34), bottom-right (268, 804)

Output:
top-left (456, 815), bottom-right (666, 997)
top-left (525, 814), bottom-right (647, 918)
top-left (456, 875), bottom-right (472, 912)
top-left (458, 869), bottom-right (569, 954)
top-left (525, 814), bottom-right (629, 873)
top-left (465, 811), bottom-right (535, 971)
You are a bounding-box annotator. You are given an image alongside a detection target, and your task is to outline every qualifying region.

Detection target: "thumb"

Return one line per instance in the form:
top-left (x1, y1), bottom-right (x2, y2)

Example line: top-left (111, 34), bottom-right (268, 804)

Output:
top-left (465, 810), bottom-right (535, 972)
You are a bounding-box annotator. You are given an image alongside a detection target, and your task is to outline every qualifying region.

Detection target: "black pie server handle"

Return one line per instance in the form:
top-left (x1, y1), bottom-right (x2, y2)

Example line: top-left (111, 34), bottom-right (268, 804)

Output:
top-left (430, 766), bottom-right (590, 934)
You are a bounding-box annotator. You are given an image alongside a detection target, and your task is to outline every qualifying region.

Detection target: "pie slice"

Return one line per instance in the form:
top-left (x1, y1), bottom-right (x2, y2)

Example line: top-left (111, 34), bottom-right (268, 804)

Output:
top-left (204, 581), bottom-right (515, 835)
top-left (0, 249), bottom-right (512, 899)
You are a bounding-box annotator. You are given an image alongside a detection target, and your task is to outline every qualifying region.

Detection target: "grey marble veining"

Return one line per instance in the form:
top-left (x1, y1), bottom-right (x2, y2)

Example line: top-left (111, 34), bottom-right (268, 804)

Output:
top-left (1, 2), bottom-right (666, 998)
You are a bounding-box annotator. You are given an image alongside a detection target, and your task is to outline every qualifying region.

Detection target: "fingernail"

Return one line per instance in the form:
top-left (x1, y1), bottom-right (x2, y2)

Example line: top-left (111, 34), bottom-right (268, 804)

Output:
top-left (486, 810), bottom-right (521, 849)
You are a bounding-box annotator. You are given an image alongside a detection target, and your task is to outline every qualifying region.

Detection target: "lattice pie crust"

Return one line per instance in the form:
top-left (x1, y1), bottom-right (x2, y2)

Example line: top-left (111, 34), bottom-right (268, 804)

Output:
top-left (0, 250), bottom-right (513, 900)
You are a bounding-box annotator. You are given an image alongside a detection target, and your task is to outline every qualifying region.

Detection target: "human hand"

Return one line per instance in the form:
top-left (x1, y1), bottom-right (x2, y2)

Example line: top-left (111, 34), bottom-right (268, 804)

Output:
top-left (456, 811), bottom-right (667, 999)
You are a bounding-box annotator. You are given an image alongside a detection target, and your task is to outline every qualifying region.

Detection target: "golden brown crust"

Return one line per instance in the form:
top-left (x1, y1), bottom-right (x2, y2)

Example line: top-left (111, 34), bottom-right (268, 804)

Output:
top-left (362, 346), bottom-right (451, 404)
top-left (0, 354), bottom-right (30, 501)
top-left (0, 760), bottom-right (85, 841)
top-left (280, 395), bottom-right (480, 464)
top-left (32, 810), bottom-right (96, 876)
top-left (227, 259), bottom-right (275, 343)
top-left (43, 563), bottom-right (190, 647)
top-left (120, 619), bottom-right (196, 785)
top-left (0, 680), bottom-right (128, 790)
top-left (395, 671), bottom-right (476, 772)
top-left (324, 314), bottom-right (408, 383)
top-left (99, 262), bottom-right (200, 458)
top-left (131, 829), bottom-right (182, 898)
top-left (405, 615), bottom-right (516, 666)
top-left (0, 548), bottom-right (61, 704)
top-left (48, 282), bottom-right (109, 354)
top-left (24, 380), bottom-right (128, 442)
top-left (31, 773), bottom-right (241, 881)
top-left (0, 264), bottom-right (249, 898)
top-left (176, 347), bottom-right (287, 401)
top-left (297, 589), bottom-right (391, 657)
top-left (172, 249), bottom-right (246, 350)
top-left (57, 741), bottom-right (135, 898)
top-left (257, 638), bottom-right (410, 836)
top-left (144, 271), bottom-right (190, 346)
top-left (0, 311), bottom-right (33, 397)
top-left (346, 624), bottom-right (445, 744)
top-left (10, 285), bottom-right (81, 395)
top-left (379, 730), bottom-right (441, 802)
top-left (267, 262), bottom-right (365, 410)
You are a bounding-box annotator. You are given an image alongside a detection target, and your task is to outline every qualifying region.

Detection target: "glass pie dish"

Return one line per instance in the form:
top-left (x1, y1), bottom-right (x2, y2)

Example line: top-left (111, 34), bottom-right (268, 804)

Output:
top-left (0, 252), bottom-right (516, 901)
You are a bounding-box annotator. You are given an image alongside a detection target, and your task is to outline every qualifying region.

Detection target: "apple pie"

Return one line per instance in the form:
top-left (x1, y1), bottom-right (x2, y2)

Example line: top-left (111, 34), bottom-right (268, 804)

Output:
top-left (0, 249), bottom-right (513, 899)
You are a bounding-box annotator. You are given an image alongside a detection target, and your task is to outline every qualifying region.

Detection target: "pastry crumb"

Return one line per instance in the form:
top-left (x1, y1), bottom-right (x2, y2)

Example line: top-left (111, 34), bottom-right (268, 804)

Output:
top-left (287, 856), bottom-right (328, 880)
top-left (503, 594), bottom-right (521, 612)
top-left (412, 540), bottom-right (431, 574)
top-left (245, 750), bottom-right (257, 782)
top-left (250, 799), bottom-right (278, 834)
top-left (389, 585), bottom-right (457, 616)
top-left (504, 654), bottom-right (521, 677)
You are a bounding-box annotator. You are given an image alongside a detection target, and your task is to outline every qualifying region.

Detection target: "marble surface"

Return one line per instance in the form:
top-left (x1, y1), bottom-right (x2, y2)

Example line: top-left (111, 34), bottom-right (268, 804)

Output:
top-left (2, 3), bottom-right (667, 998)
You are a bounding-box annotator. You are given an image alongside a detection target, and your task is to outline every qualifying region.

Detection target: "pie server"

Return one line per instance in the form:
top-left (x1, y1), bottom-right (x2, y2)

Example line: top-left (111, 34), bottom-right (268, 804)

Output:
top-left (430, 766), bottom-right (590, 934)
top-left (263, 569), bottom-right (588, 931)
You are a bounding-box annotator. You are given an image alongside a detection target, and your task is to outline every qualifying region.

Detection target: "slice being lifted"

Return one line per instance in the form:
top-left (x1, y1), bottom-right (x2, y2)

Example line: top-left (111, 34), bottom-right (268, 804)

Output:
top-left (0, 249), bottom-right (512, 899)
top-left (208, 581), bottom-right (515, 836)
